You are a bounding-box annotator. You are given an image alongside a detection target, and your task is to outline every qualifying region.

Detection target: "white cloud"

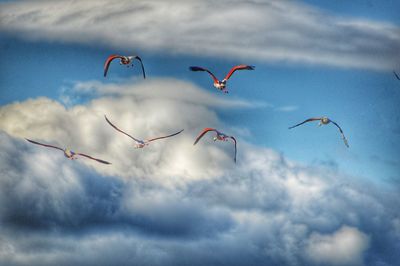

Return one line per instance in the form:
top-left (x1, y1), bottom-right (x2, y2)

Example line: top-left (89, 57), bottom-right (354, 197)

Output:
top-left (305, 226), bottom-right (370, 266)
top-left (274, 105), bottom-right (299, 112)
top-left (0, 79), bottom-right (263, 183)
top-left (62, 78), bottom-right (267, 109)
top-left (0, 79), bottom-right (398, 266)
top-left (0, 0), bottom-right (399, 70)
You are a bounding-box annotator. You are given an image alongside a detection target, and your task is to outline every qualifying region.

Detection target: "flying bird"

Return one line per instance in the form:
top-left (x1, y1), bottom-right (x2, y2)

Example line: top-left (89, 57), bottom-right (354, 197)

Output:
top-left (104, 54), bottom-right (146, 78)
top-left (189, 65), bottom-right (254, 93)
top-left (105, 115), bottom-right (183, 148)
top-left (394, 71), bottom-right (400, 80)
top-left (193, 128), bottom-right (237, 162)
top-left (288, 117), bottom-right (349, 147)
top-left (25, 138), bottom-right (111, 164)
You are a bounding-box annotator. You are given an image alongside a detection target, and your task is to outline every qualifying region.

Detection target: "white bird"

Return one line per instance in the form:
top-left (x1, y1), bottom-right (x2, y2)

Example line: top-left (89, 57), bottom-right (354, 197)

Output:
top-left (26, 139), bottom-right (111, 164)
top-left (105, 115), bottom-right (183, 148)
top-left (289, 117), bottom-right (349, 147)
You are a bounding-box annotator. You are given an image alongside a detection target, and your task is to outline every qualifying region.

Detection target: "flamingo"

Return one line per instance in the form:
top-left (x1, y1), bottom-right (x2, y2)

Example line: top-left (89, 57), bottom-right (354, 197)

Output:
top-left (288, 117), bottom-right (349, 147)
top-left (193, 128), bottom-right (237, 162)
top-left (25, 139), bottom-right (111, 164)
top-left (189, 65), bottom-right (254, 93)
top-left (104, 54), bottom-right (146, 78)
top-left (105, 115), bottom-right (183, 148)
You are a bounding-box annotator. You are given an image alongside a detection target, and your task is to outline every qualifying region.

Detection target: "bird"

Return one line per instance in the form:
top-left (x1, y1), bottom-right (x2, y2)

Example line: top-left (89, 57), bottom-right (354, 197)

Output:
top-left (104, 54), bottom-right (146, 78)
top-left (394, 71), bottom-right (400, 80)
top-left (104, 115), bottom-right (183, 148)
top-left (288, 117), bottom-right (349, 147)
top-left (189, 65), bottom-right (254, 93)
top-left (193, 128), bottom-right (237, 162)
top-left (25, 138), bottom-right (111, 164)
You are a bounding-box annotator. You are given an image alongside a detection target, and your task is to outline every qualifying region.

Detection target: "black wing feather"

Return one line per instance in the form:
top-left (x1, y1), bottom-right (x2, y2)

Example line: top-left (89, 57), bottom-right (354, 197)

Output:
top-left (133, 56), bottom-right (146, 79)
top-left (147, 129), bottom-right (184, 142)
top-left (25, 138), bottom-right (64, 151)
top-left (288, 118), bottom-right (322, 129)
top-left (229, 136), bottom-right (237, 163)
top-left (76, 153), bottom-right (111, 164)
top-left (330, 120), bottom-right (349, 148)
top-left (104, 115), bottom-right (141, 143)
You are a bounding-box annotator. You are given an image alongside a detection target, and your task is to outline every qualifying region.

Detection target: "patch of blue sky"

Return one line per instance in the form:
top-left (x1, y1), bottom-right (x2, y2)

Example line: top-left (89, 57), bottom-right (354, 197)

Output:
top-left (301, 0), bottom-right (400, 24)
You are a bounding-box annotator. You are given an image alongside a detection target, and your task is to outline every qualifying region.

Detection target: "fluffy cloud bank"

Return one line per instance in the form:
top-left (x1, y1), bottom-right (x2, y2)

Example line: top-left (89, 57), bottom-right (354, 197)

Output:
top-left (0, 79), bottom-right (399, 266)
top-left (0, 0), bottom-right (399, 70)
top-left (306, 226), bottom-right (370, 266)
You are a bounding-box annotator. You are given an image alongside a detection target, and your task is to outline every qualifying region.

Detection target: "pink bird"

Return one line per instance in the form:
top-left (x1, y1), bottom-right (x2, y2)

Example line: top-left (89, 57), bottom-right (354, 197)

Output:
top-left (26, 139), bottom-right (111, 164)
top-left (193, 128), bottom-right (237, 163)
top-left (189, 65), bottom-right (254, 93)
top-left (105, 115), bottom-right (183, 148)
top-left (104, 54), bottom-right (146, 78)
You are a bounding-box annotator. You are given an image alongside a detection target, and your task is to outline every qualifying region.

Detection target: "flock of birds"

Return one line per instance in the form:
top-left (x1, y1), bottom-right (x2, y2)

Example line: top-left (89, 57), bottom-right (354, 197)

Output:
top-left (29, 52), bottom-right (394, 165)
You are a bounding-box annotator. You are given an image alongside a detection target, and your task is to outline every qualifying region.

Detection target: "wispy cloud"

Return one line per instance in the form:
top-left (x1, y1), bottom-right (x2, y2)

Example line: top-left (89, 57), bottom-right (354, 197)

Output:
top-left (61, 78), bottom-right (268, 109)
top-left (274, 105), bottom-right (299, 112)
top-left (0, 79), bottom-right (399, 266)
top-left (0, 0), bottom-right (399, 70)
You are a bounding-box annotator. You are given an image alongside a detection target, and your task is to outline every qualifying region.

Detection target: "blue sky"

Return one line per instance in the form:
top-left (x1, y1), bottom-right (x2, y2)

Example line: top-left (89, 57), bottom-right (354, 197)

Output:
top-left (0, 1), bottom-right (399, 266)
top-left (1, 29), bottom-right (399, 183)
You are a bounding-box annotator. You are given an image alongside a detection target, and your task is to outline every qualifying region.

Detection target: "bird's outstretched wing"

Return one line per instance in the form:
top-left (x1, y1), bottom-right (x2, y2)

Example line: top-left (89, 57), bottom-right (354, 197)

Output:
top-left (131, 55), bottom-right (146, 79)
top-left (288, 118), bottom-right (322, 129)
top-left (104, 115), bottom-right (141, 143)
top-left (394, 71), bottom-right (400, 80)
top-left (224, 65), bottom-right (255, 80)
top-left (25, 138), bottom-right (64, 151)
top-left (147, 129), bottom-right (184, 142)
top-left (193, 128), bottom-right (217, 145)
top-left (104, 55), bottom-right (123, 77)
top-left (330, 120), bottom-right (349, 148)
top-left (76, 153), bottom-right (111, 164)
top-left (229, 136), bottom-right (237, 163)
top-left (189, 66), bottom-right (219, 83)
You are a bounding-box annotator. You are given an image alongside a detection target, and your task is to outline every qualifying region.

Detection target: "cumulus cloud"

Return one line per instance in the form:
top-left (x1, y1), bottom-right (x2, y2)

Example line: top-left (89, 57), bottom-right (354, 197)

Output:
top-left (305, 226), bottom-right (370, 265)
top-left (0, 0), bottom-right (399, 70)
top-left (0, 79), bottom-right (399, 266)
top-left (0, 79), bottom-right (263, 182)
